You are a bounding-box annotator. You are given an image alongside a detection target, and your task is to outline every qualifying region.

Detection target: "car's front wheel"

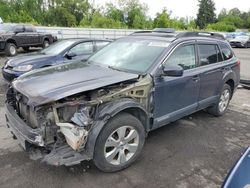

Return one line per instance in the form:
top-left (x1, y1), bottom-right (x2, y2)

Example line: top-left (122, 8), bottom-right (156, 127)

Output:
top-left (5, 43), bottom-right (17, 56)
top-left (207, 84), bottom-right (232, 116)
top-left (93, 112), bottom-right (145, 172)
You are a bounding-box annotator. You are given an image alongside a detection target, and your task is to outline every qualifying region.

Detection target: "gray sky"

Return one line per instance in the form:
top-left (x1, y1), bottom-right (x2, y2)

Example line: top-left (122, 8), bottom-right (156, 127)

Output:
top-left (95, 0), bottom-right (250, 18)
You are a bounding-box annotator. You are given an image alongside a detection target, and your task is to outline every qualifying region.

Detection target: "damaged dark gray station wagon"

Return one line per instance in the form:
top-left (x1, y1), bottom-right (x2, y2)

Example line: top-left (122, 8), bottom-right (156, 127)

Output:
top-left (5, 30), bottom-right (240, 172)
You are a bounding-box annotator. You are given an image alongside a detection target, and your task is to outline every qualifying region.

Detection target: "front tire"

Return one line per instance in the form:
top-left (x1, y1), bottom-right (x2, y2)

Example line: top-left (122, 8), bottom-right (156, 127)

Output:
top-left (207, 84), bottom-right (232, 116)
top-left (5, 43), bottom-right (17, 56)
top-left (93, 113), bottom-right (145, 172)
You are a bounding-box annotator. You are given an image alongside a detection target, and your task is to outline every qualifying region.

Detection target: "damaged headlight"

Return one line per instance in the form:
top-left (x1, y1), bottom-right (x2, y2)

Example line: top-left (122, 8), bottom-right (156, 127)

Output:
top-left (54, 106), bottom-right (93, 151)
top-left (12, 64), bottom-right (33, 72)
top-left (71, 107), bottom-right (93, 127)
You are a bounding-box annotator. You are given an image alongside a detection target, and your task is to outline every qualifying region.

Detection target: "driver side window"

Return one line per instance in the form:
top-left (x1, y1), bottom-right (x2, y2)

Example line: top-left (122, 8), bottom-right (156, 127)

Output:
top-left (164, 45), bottom-right (196, 70)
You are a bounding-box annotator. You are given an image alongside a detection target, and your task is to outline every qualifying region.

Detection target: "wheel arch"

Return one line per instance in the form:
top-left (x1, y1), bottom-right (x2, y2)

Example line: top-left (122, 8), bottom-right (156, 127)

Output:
top-left (85, 98), bottom-right (150, 158)
top-left (222, 71), bottom-right (236, 99)
top-left (225, 79), bottom-right (234, 98)
top-left (43, 36), bottom-right (51, 44)
top-left (6, 39), bottom-right (17, 46)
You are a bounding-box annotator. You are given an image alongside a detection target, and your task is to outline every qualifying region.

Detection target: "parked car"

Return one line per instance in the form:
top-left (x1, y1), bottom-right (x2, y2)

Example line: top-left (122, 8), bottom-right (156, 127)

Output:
top-left (0, 23), bottom-right (57, 56)
top-left (230, 35), bottom-right (250, 48)
top-left (226, 32), bottom-right (247, 42)
top-left (5, 30), bottom-right (240, 172)
top-left (222, 147), bottom-right (250, 188)
top-left (240, 79), bottom-right (250, 89)
top-left (2, 38), bottom-right (111, 82)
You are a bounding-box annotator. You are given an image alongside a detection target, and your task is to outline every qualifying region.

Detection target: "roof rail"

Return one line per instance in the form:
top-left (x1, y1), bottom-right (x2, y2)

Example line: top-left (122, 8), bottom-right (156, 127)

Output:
top-left (131, 30), bottom-right (152, 34)
top-left (131, 28), bottom-right (176, 35)
top-left (177, 32), bottom-right (225, 40)
top-left (153, 28), bottom-right (176, 33)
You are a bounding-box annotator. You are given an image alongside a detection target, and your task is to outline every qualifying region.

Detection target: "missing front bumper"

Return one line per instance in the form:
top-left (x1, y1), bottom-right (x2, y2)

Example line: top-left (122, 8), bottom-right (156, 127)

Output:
top-left (5, 103), bottom-right (44, 150)
top-left (5, 103), bottom-right (90, 166)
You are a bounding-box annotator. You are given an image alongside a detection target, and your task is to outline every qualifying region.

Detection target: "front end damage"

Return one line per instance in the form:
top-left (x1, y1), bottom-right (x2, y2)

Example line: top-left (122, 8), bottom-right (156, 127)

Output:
top-left (5, 75), bottom-right (153, 166)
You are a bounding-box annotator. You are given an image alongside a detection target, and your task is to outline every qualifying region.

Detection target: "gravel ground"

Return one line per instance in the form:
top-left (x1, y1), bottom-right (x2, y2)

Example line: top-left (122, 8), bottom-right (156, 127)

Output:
top-left (0, 48), bottom-right (249, 188)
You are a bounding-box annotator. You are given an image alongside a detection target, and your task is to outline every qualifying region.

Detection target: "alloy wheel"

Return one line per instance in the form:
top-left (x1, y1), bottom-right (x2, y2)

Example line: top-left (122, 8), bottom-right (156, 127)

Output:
top-left (104, 126), bottom-right (139, 165)
top-left (219, 89), bottom-right (230, 113)
top-left (9, 45), bottom-right (16, 55)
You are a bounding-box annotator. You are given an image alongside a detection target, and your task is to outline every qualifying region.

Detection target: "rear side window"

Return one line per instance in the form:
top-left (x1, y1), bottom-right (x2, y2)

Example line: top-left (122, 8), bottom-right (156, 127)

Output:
top-left (219, 43), bottom-right (234, 61)
top-left (14, 25), bottom-right (24, 33)
top-left (198, 44), bottom-right (222, 66)
top-left (25, 26), bottom-right (35, 32)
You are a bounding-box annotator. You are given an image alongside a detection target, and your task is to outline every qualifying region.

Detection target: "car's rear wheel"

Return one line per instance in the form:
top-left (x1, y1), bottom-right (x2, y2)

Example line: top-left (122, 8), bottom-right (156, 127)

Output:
top-left (5, 43), bottom-right (17, 56)
top-left (207, 84), bottom-right (232, 116)
top-left (93, 112), bottom-right (145, 172)
top-left (43, 40), bottom-right (50, 48)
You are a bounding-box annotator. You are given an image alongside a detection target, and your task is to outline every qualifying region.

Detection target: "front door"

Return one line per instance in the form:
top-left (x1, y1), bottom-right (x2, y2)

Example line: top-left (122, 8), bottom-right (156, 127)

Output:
top-left (153, 43), bottom-right (200, 129)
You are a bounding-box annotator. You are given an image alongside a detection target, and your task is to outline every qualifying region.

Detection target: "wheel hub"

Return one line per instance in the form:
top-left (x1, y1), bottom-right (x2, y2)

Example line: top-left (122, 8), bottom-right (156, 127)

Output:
top-left (104, 126), bottom-right (139, 165)
top-left (219, 89), bottom-right (230, 113)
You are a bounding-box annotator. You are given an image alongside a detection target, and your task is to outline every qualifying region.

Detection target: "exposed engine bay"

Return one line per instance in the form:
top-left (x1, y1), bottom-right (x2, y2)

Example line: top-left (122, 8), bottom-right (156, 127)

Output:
top-left (6, 75), bottom-right (153, 164)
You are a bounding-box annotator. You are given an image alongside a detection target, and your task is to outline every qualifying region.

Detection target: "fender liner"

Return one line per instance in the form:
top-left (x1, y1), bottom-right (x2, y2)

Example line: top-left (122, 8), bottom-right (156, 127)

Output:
top-left (222, 70), bottom-right (237, 92)
top-left (84, 98), bottom-right (149, 158)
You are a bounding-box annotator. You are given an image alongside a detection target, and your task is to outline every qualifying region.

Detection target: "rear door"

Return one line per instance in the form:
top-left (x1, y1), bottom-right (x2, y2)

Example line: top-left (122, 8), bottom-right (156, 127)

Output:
top-left (197, 41), bottom-right (227, 109)
top-left (153, 41), bottom-right (200, 128)
top-left (24, 25), bottom-right (39, 45)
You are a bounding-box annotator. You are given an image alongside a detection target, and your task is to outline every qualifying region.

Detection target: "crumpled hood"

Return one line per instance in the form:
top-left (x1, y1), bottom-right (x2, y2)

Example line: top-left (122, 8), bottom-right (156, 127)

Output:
top-left (7, 53), bottom-right (55, 67)
top-left (13, 62), bottom-right (138, 106)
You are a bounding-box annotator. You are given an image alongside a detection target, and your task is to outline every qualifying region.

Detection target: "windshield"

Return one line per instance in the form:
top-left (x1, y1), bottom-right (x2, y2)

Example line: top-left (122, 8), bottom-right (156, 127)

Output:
top-left (40, 40), bottom-right (77, 55)
top-left (0, 24), bottom-right (14, 32)
top-left (88, 38), bottom-right (169, 73)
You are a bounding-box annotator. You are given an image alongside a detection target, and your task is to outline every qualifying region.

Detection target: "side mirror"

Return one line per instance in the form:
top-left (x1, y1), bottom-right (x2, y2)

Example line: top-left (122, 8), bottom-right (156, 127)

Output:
top-left (162, 65), bottom-right (183, 77)
top-left (65, 52), bottom-right (77, 59)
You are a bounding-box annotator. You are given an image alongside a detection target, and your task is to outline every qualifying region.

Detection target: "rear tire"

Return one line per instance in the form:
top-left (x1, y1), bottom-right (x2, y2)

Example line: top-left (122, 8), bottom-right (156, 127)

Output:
top-left (5, 43), bottom-right (17, 56)
top-left (42, 40), bottom-right (50, 48)
top-left (93, 112), bottom-right (145, 172)
top-left (207, 84), bottom-right (232, 116)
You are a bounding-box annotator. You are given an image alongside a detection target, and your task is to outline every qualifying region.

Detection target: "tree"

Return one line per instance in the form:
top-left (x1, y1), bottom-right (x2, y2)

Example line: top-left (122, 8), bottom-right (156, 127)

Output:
top-left (118, 0), bottom-right (149, 29)
top-left (207, 22), bottom-right (236, 32)
top-left (153, 9), bottom-right (172, 28)
top-left (196, 0), bottom-right (216, 29)
top-left (217, 8), bottom-right (245, 29)
top-left (45, 7), bottom-right (77, 27)
top-left (106, 3), bottom-right (124, 23)
top-left (54, 0), bottom-right (90, 25)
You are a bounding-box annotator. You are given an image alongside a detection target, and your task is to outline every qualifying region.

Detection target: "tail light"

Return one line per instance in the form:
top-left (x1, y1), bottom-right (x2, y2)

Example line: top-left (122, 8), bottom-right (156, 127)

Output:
top-left (236, 60), bottom-right (241, 66)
